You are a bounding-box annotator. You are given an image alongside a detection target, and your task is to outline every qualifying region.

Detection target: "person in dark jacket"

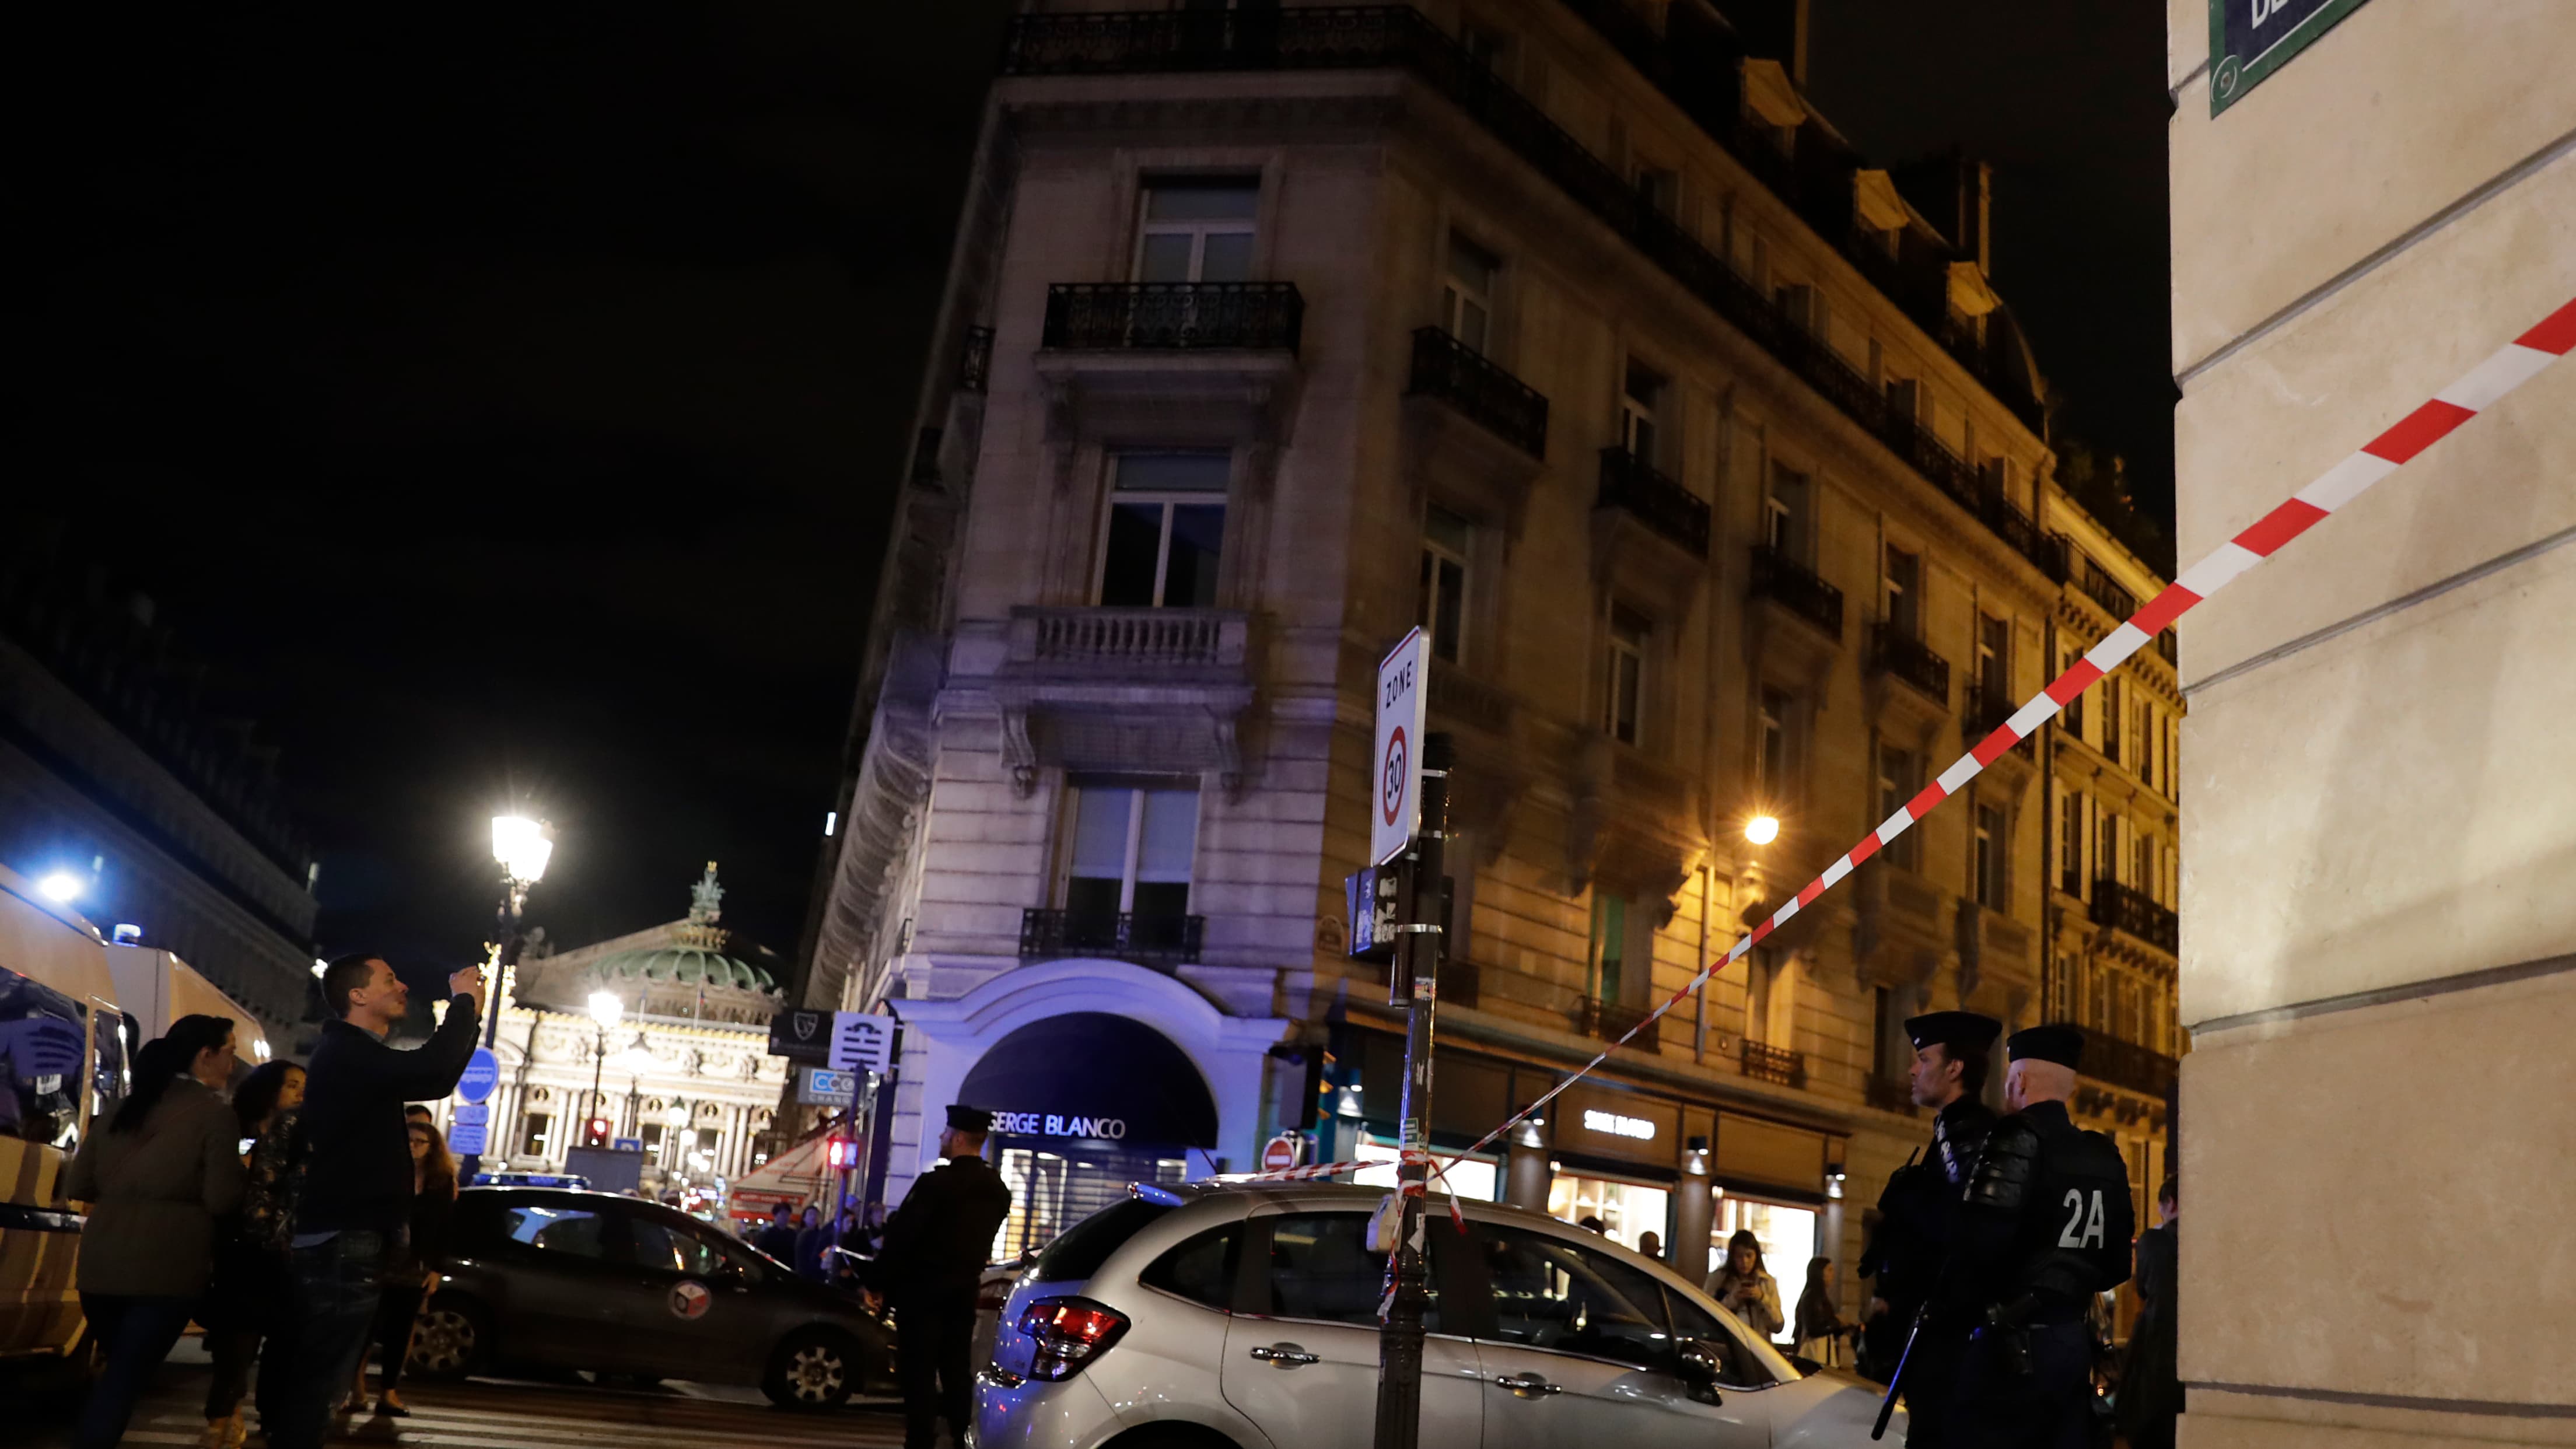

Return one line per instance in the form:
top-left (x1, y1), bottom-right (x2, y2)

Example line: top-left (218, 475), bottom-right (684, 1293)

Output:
top-left (866, 1105), bottom-right (1014, 1449)
top-left (791, 1205), bottom-right (832, 1283)
top-left (202, 1059), bottom-right (304, 1449)
top-left (263, 953), bottom-right (482, 1449)
top-left (64, 1014), bottom-right (248, 1449)
top-left (2118, 1178), bottom-right (2183, 1449)
top-left (752, 1202), bottom-right (799, 1262)
top-left (354, 1117), bottom-right (459, 1416)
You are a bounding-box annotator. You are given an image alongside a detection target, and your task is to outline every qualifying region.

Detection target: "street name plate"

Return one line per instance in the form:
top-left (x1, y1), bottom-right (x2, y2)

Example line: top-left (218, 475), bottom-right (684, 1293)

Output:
top-left (2209, 0), bottom-right (2378, 114)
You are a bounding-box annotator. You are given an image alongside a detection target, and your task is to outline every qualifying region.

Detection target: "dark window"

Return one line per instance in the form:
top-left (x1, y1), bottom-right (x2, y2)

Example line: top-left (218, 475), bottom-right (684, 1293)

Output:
top-left (496, 1203), bottom-right (611, 1261)
top-left (1663, 1284), bottom-right (1782, 1387)
top-left (1101, 452), bottom-right (1228, 608)
top-left (1475, 1226), bottom-right (1673, 1370)
top-left (1419, 506), bottom-right (1473, 664)
top-left (1259, 1212), bottom-right (1440, 1331)
top-left (1884, 547), bottom-right (1921, 638)
top-left (627, 1214), bottom-right (726, 1276)
top-left (0, 967), bottom-right (88, 1149)
top-left (1139, 1224), bottom-right (1240, 1310)
top-left (1032, 1198), bottom-right (1168, 1284)
top-left (1973, 803), bottom-right (2008, 911)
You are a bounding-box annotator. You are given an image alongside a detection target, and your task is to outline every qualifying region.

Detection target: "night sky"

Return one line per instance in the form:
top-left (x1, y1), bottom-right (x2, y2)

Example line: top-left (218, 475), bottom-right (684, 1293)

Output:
top-left (20, 4), bottom-right (2169, 993)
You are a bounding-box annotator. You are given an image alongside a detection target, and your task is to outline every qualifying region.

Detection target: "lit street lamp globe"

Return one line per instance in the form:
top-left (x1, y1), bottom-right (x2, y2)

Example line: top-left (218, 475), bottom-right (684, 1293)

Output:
top-left (587, 990), bottom-right (624, 1030)
top-left (491, 815), bottom-right (555, 884)
top-left (1745, 814), bottom-right (1781, 845)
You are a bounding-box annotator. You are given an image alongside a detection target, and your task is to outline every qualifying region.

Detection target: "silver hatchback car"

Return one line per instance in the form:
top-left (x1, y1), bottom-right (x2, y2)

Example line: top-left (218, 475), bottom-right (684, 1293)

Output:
top-left (975, 1181), bottom-right (1899, 1448)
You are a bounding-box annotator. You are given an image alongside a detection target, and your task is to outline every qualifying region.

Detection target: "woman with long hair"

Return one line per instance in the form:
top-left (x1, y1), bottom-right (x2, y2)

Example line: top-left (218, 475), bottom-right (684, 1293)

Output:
top-left (352, 1115), bottom-right (459, 1416)
top-left (64, 1014), bottom-right (249, 1449)
top-left (1703, 1228), bottom-right (1786, 1340)
top-left (200, 1060), bottom-right (304, 1449)
top-left (1793, 1255), bottom-right (1857, 1367)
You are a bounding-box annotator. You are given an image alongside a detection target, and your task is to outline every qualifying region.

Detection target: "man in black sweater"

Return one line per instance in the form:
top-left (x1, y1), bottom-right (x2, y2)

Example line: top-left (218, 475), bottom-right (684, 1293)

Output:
top-left (262, 953), bottom-right (482, 1449)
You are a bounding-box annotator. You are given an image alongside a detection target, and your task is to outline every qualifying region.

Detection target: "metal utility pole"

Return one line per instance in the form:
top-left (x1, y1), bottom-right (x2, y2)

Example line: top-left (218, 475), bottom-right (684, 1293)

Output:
top-left (1372, 730), bottom-right (1451, 1449)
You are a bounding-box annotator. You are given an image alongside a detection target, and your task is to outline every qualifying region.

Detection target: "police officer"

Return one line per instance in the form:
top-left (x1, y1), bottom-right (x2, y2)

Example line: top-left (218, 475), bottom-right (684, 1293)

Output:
top-left (1857, 1010), bottom-right (2000, 1444)
top-left (1950, 1024), bottom-right (2134, 1448)
top-left (866, 1104), bottom-right (1014, 1449)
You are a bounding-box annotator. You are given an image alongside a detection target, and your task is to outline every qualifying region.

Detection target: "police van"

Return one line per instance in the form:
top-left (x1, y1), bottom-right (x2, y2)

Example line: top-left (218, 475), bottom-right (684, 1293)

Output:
top-left (0, 863), bottom-right (269, 1362)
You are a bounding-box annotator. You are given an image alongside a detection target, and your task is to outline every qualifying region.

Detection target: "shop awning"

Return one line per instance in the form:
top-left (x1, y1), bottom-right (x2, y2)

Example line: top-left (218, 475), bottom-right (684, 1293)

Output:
top-left (958, 1012), bottom-right (1219, 1148)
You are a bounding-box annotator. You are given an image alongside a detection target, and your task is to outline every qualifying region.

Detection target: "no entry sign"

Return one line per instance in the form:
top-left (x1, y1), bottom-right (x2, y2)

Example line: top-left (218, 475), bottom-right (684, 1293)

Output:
top-left (1371, 629), bottom-right (1427, 866)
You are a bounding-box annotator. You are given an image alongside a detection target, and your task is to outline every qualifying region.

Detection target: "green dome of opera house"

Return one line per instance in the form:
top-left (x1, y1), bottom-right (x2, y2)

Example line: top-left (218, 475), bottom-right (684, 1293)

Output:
top-left (587, 940), bottom-right (776, 993)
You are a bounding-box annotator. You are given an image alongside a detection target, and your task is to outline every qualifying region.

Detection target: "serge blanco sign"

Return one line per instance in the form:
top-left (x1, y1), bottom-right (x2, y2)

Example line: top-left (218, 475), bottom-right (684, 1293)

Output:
top-left (991, 1111), bottom-right (1129, 1140)
top-left (1371, 628), bottom-right (1428, 867)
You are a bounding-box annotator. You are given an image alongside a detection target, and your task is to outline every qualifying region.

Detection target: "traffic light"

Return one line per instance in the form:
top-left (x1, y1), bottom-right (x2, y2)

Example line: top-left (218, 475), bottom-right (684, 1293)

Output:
top-left (587, 1117), bottom-right (611, 1147)
top-left (825, 1136), bottom-right (860, 1170)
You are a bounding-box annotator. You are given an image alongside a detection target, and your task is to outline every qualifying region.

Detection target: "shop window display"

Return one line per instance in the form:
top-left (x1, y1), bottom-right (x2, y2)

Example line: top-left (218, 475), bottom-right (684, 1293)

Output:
top-left (1707, 1193), bottom-right (1815, 1342)
top-left (1546, 1172), bottom-right (1671, 1254)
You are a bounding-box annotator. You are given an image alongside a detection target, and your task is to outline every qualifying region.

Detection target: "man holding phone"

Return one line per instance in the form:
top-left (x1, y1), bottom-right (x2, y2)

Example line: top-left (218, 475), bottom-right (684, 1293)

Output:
top-left (263, 954), bottom-right (485, 1449)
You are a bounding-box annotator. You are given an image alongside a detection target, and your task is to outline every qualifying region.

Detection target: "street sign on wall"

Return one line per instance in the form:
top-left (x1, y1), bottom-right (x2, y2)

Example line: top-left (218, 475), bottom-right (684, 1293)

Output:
top-left (448, 1121), bottom-right (488, 1156)
top-left (797, 1066), bottom-right (861, 1105)
top-left (767, 1009), bottom-right (833, 1063)
top-left (1371, 629), bottom-right (1427, 866)
top-left (827, 1012), bottom-right (897, 1074)
top-left (2208, 0), bottom-right (2379, 114)
top-left (457, 1047), bottom-right (499, 1105)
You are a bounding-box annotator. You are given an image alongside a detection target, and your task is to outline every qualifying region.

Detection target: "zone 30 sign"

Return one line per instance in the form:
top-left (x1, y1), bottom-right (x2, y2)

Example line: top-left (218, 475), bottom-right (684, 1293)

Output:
top-left (1371, 629), bottom-right (1427, 867)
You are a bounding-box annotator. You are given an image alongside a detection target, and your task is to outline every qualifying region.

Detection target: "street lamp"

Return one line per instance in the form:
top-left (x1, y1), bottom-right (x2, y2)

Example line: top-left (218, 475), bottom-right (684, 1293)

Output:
top-left (460, 813), bottom-right (554, 1182)
top-left (1744, 814), bottom-right (1781, 845)
top-left (586, 989), bottom-right (622, 1147)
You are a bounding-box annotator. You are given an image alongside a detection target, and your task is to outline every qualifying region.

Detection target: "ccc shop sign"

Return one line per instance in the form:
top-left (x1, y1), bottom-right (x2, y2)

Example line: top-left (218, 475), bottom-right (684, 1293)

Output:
top-left (992, 1111), bottom-right (1129, 1140)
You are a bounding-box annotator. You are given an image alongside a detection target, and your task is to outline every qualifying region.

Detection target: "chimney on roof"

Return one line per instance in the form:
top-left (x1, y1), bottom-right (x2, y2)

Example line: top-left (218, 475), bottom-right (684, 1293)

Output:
top-left (1728, 0), bottom-right (1809, 88)
top-left (1958, 158), bottom-right (1993, 274)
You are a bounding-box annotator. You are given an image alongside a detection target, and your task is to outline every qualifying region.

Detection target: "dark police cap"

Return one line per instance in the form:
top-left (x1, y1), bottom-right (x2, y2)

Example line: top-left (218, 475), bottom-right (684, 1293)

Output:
top-left (1905, 1011), bottom-right (2001, 1053)
top-left (2006, 1024), bottom-right (2085, 1069)
top-left (946, 1104), bottom-right (995, 1133)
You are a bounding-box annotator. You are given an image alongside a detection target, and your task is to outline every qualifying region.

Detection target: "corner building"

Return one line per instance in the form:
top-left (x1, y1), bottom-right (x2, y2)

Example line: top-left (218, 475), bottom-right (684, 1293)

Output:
top-left (806, 0), bottom-right (2184, 1321)
top-left (2165, 2), bottom-right (2572, 1444)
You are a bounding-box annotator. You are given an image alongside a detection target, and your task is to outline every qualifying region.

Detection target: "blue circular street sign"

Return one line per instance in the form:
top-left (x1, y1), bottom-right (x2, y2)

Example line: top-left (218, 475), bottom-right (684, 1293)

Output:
top-left (459, 1047), bottom-right (500, 1105)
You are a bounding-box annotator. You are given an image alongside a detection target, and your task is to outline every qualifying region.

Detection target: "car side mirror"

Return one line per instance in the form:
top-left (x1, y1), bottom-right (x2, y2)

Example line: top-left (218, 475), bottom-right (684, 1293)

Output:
top-left (1674, 1338), bottom-right (1725, 1405)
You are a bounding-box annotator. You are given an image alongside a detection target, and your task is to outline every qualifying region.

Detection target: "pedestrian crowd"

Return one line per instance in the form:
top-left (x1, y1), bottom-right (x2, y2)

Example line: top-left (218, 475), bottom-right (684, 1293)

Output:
top-left (62, 953), bottom-right (484, 1449)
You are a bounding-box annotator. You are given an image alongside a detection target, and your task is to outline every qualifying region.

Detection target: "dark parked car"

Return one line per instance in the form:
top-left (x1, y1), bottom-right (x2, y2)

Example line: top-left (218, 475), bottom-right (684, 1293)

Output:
top-left (412, 1186), bottom-right (898, 1408)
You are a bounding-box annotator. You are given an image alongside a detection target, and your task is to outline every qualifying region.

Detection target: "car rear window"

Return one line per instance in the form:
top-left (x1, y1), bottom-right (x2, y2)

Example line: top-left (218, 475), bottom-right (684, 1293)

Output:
top-left (1138, 1224), bottom-right (1240, 1309)
top-left (1031, 1198), bottom-right (1169, 1283)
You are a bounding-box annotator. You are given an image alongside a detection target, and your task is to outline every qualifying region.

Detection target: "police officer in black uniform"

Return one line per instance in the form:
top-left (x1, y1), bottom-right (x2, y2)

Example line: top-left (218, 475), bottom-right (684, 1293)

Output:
top-left (866, 1104), bottom-right (1014, 1449)
top-left (1950, 1024), bottom-right (2134, 1448)
top-left (1857, 1010), bottom-right (2000, 1444)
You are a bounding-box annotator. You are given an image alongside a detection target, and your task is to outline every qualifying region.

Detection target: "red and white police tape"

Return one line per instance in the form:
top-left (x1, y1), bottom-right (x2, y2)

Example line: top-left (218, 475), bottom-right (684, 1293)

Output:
top-left (1248, 295), bottom-right (2576, 1188)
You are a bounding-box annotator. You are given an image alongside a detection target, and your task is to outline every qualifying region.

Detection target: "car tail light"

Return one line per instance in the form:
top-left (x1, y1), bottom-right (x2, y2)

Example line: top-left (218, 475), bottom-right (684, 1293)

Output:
top-left (1016, 1297), bottom-right (1129, 1381)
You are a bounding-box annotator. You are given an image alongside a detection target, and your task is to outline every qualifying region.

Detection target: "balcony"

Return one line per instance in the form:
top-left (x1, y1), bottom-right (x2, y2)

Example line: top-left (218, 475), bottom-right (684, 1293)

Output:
top-left (1019, 908), bottom-right (1204, 970)
top-left (1041, 281), bottom-right (1304, 352)
top-left (1407, 326), bottom-right (1548, 459)
top-left (2091, 878), bottom-right (2180, 956)
top-left (1580, 995), bottom-right (1662, 1055)
top-left (1441, 961), bottom-right (1663, 1055)
top-left (1009, 607), bottom-right (1248, 670)
top-left (1595, 448), bottom-right (1711, 559)
top-left (1956, 900), bottom-right (2036, 1004)
top-left (2077, 557), bottom-right (2138, 622)
top-left (1749, 545), bottom-right (1843, 640)
top-left (992, 607), bottom-right (1256, 794)
top-left (958, 324), bottom-right (993, 392)
top-left (1865, 1073), bottom-right (1920, 1116)
top-left (1856, 859), bottom-right (1950, 991)
top-left (2155, 628), bottom-right (2179, 665)
top-left (996, 9), bottom-right (2062, 576)
top-left (1427, 658), bottom-right (1516, 738)
top-left (1739, 1038), bottom-right (1807, 1088)
top-left (1870, 623), bottom-right (1951, 708)
top-left (2084, 1034), bottom-right (2179, 1099)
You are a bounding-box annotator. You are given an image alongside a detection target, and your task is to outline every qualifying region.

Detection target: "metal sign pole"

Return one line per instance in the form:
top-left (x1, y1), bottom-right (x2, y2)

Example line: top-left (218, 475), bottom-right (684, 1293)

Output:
top-left (1372, 731), bottom-right (1451, 1449)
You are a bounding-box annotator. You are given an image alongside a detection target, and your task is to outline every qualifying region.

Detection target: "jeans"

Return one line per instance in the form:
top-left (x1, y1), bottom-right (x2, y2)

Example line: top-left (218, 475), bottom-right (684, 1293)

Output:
top-left (264, 1230), bottom-right (391, 1449)
top-left (1954, 1320), bottom-right (2096, 1449)
top-left (894, 1296), bottom-right (975, 1449)
top-left (74, 1294), bottom-right (197, 1449)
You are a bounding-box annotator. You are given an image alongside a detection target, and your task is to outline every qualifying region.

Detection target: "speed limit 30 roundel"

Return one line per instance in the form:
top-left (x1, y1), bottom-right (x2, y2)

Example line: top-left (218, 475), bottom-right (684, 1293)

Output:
top-left (1370, 629), bottom-right (1427, 866)
top-left (1381, 727), bottom-right (1408, 827)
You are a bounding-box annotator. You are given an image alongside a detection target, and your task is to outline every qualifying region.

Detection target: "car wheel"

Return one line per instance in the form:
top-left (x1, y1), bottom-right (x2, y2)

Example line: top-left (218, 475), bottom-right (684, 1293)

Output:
top-left (407, 1297), bottom-right (491, 1380)
top-left (762, 1328), bottom-right (857, 1410)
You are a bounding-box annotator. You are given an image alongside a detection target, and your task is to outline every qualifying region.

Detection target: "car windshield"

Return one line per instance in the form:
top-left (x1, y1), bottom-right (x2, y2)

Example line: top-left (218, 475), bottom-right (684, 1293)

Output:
top-left (1030, 1198), bottom-right (1169, 1283)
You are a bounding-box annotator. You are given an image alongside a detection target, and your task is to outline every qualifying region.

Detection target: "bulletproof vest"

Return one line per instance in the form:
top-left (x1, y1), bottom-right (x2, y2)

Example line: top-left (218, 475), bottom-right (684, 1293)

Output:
top-left (2010, 1109), bottom-right (2134, 1303)
top-left (1932, 1100), bottom-right (1998, 1190)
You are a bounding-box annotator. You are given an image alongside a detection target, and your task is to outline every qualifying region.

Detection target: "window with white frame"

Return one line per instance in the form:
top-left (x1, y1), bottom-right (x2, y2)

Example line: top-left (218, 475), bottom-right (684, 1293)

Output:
top-left (1884, 545), bottom-right (1922, 638)
top-left (1978, 613), bottom-right (2011, 709)
top-left (1745, 948), bottom-right (1796, 1047)
top-left (1764, 463), bottom-right (1811, 560)
top-left (1757, 686), bottom-right (1797, 803)
top-left (1063, 780), bottom-right (1199, 922)
top-left (2063, 642), bottom-right (2088, 737)
top-left (1135, 177), bottom-right (1259, 283)
top-left (2059, 789), bottom-right (2086, 897)
top-left (1442, 233), bottom-right (1500, 354)
top-left (2099, 676), bottom-right (2124, 762)
top-left (1973, 802), bottom-right (2008, 911)
top-left (1418, 505), bottom-right (1474, 664)
top-left (1100, 452), bottom-right (1228, 608)
top-left (1620, 359), bottom-right (1666, 464)
top-left (1604, 605), bottom-right (1649, 745)
top-left (2134, 834), bottom-right (2154, 904)
top-left (1876, 740), bottom-right (1923, 869)
top-left (2096, 806), bottom-right (2119, 888)
top-left (2133, 700), bottom-right (2154, 788)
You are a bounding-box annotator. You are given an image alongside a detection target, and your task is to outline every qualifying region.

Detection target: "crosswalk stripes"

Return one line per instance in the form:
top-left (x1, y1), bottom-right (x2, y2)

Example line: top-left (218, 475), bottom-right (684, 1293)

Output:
top-left (125, 1398), bottom-right (911, 1449)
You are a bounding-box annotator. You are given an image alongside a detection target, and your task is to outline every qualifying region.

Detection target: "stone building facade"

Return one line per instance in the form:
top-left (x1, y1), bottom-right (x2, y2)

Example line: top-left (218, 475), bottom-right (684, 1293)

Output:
top-left (804, 0), bottom-right (2185, 1315)
top-left (1, 540), bottom-right (320, 1043)
top-left (447, 866), bottom-right (789, 1198)
top-left (2166, 4), bottom-right (2572, 1445)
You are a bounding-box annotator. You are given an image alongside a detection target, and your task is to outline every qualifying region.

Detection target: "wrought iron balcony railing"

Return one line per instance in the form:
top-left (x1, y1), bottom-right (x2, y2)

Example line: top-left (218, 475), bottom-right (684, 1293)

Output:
top-left (1041, 281), bottom-right (1304, 352)
top-left (2155, 628), bottom-right (2179, 664)
top-left (1750, 544), bottom-right (1843, 639)
top-left (998, 9), bottom-right (2061, 575)
top-left (2090, 878), bottom-right (2179, 956)
top-left (2083, 1034), bottom-right (2179, 1098)
top-left (958, 325), bottom-right (993, 392)
top-left (1870, 622), bottom-right (1951, 706)
top-left (1740, 1038), bottom-right (1807, 1088)
top-left (1580, 995), bottom-right (1662, 1054)
top-left (1019, 908), bottom-right (1205, 968)
top-left (1970, 685), bottom-right (2031, 749)
top-left (1596, 447), bottom-right (1711, 559)
top-left (2078, 557), bottom-right (2138, 621)
top-left (1406, 326), bottom-right (1549, 458)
